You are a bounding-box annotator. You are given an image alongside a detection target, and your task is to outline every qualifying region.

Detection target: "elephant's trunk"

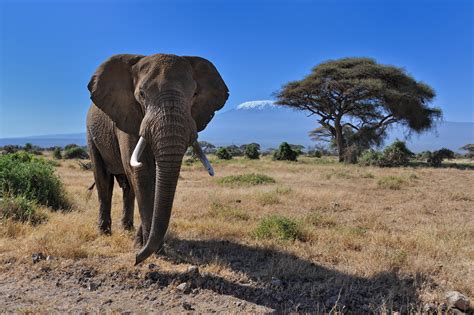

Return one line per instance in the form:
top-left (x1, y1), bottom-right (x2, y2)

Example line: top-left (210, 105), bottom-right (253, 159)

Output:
top-left (135, 96), bottom-right (191, 265)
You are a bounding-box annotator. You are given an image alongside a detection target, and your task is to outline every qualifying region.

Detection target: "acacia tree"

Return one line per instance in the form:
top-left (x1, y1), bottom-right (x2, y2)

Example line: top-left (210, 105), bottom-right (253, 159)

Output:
top-left (276, 58), bottom-right (441, 161)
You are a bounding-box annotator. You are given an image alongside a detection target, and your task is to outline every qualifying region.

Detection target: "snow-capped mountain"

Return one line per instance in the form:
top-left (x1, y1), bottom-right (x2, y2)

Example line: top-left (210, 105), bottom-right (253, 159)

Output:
top-left (199, 100), bottom-right (316, 148)
top-left (1, 100), bottom-right (473, 152)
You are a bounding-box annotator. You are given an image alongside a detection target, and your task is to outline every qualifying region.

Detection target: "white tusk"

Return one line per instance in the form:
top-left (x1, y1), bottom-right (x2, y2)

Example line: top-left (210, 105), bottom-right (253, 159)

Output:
top-left (130, 137), bottom-right (146, 168)
top-left (192, 141), bottom-right (215, 176)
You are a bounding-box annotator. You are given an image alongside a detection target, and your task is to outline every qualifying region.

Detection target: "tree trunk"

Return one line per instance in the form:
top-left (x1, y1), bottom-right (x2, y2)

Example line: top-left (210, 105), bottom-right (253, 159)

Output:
top-left (334, 116), bottom-right (345, 162)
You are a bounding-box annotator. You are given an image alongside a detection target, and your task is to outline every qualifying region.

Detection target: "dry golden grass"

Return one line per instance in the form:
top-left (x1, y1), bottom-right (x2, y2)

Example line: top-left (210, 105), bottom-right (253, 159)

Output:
top-left (1, 154), bottom-right (473, 311)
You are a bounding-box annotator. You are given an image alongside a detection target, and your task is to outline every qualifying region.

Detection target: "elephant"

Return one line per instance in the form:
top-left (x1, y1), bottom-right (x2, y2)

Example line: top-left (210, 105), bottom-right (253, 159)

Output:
top-left (86, 54), bottom-right (228, 265)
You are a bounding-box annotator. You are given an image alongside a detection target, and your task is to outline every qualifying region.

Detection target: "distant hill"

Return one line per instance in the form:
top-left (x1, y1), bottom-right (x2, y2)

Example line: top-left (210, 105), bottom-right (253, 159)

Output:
top-left (0, 133), bottom-right (87, 148)
top-left (1, 101), bottom-right (473, 152)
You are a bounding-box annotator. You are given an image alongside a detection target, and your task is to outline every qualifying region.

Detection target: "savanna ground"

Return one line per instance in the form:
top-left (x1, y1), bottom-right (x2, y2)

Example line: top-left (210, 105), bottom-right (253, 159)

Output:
top-left (0, 154), bottom-right (473, 313)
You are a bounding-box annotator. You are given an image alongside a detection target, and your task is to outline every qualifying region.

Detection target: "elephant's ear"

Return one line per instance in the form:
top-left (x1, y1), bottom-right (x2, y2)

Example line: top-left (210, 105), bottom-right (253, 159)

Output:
top-left (88, 54), bottom-right (144, 135)
top-left (184, 56), bottom-right (229, 132)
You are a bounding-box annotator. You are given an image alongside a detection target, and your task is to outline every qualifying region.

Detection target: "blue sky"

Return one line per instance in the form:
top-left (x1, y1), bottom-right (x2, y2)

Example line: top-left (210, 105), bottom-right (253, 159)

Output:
top-left (0, 0), bottom-right (472, 138)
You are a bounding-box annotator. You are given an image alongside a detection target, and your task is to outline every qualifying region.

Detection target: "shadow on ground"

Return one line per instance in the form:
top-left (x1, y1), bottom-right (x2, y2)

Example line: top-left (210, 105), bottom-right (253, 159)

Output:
top-left (144, 237), bottom-right (432, 313)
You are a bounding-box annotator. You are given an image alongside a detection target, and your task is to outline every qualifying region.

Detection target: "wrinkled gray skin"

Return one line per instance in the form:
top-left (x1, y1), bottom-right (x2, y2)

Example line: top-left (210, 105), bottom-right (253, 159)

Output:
top-left (86, 54), bottom-right (228, 265)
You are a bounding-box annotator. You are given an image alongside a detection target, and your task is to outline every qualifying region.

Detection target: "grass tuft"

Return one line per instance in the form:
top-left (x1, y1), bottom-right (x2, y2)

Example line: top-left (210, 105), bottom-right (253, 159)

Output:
top-left (305, 211), bottom-right (337, 228)
top-left (207, 201), bottom-right (250, 221)
top-left (377, 175), bottom-right (406, 190)
top-left (0, 195), bottom-right (48, 225)
top-left (253, 215), bottom-right (305, 241)
top-left (217, 173), bottom-right (275, 186)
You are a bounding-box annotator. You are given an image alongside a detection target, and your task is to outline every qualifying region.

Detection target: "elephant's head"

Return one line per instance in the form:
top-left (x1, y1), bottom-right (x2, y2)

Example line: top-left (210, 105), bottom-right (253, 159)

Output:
top-left (88, 54), bottom-right (228, 264)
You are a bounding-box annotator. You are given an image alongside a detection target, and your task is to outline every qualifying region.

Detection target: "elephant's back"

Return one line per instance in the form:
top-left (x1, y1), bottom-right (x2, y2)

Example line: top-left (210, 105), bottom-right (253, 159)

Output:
top-left (87, 104), bottom-right (125, 175)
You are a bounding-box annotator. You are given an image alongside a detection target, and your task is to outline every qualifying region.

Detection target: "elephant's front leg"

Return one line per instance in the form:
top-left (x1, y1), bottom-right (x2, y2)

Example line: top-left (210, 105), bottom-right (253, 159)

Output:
top-left (130, 167), bottom-right (155, 246)
top-left (117, 131), bottom-right (155, 246)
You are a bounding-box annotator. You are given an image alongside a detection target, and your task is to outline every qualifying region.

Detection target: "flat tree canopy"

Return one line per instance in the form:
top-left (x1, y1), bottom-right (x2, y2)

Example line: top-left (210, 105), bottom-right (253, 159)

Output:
top-left (275, 58), bottom-right (442, 161)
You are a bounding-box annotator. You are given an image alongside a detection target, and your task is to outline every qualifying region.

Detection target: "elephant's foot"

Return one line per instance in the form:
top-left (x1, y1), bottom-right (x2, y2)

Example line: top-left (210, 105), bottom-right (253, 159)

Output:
top-left (134, 225), bottom-right (144, 247)
top-left (122, 219), bottom-right (134, 231)
top-left (153, 243), bottom-right (166, 257)
top-left (99, 220), bottom-right (112, 235)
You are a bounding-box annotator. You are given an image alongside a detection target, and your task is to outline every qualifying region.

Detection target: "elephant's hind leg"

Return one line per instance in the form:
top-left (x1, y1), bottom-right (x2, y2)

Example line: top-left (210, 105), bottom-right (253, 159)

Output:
top-left (115, 175), bottom-right (135, 231)
top-left (89, 141), bottom-right (114, 235)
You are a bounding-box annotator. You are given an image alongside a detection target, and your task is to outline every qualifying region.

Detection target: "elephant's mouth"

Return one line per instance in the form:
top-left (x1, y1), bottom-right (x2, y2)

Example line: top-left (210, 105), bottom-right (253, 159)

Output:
top-left (130, 137), bottom-right (214, 176)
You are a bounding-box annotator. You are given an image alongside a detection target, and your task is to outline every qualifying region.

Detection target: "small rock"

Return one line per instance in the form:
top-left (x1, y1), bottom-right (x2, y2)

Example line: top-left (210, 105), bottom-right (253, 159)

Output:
top-left (187, 265), bottom-right (199, 275)
top-left (176, 282), bottom-right (190, 293)
top-left (87, 282), bottom-right (99, 291)
top-left (423, 303), bottom-right (437, 313)
top-left (32, 253), bottom-right (46, 264)
top-left (445, 291), bottom-right (470, 311)
top-left (182, 302), bottom-right (194, 310)
top-left (148, 263), bottom-right (158, 270)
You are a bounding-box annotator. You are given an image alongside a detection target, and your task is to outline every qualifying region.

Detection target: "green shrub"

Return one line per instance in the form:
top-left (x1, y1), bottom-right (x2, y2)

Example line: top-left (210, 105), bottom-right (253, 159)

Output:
top-left (0, 152), bottom-right (71, 210)
top-left (377, 176), bottom-right (406, 190)
top-left (308, 150), bottom-right (322, 158)
top-left (215, 147), bottom-right (232, 160)
top-left (64, 144), bottom-right (78, 150)
top-left (273, 142), bottom-right (298, 161)
top-left (53, 147), bottom-right (62, 159)
top-left (217, 173), bottom-right (275, 186)
top-left (244, 144), bottom-right (260, 159)
top-left (416, 151), bottom-right (432, 161)
top-left (359, 141), bottom-right (414, 167)
top-left (225, 145), bottom-right (243, 157)
top-left (359, 149), bottom-right (384, 166)
top-left (0, 195), bottom-right (47, 225)
top-left (382, 140), bottom-right (414, 167)
top-left (253, 215), bottom-right (305, 241)
top-left (64, 146), bottom-right (89, 159)
top-left (427, 148), bottom-right (455, 167)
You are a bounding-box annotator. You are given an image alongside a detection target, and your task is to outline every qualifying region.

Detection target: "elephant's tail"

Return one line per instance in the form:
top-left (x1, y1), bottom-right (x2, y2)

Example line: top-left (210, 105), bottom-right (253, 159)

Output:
top-left (85, 182), bottom-right (95, 202)
top-left (88, 182), bottom-right (96, 191)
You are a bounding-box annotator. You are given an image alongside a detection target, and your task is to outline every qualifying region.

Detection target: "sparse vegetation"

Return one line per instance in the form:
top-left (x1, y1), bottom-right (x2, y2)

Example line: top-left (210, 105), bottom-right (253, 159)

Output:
top-left (207, 201), bottom-right (250, 221)
top-left (0, 195), bottom-right (48, 225)
top-left (217, 173), bottom-right (275, 186)
top-left (253, 215), bottom-right (305, 241)
top-left (0, 151), bottom-right (472, 312)
top-left (377, 175), bottom-right (406, 190)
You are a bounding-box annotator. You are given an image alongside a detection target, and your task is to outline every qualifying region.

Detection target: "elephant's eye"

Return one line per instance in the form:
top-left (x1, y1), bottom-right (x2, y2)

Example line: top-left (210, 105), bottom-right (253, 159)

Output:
top-left (139, 90), bottom-right (146, 98)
